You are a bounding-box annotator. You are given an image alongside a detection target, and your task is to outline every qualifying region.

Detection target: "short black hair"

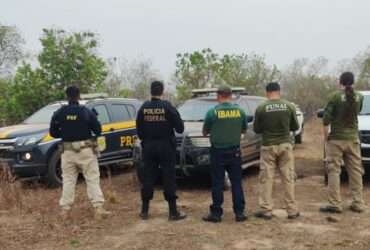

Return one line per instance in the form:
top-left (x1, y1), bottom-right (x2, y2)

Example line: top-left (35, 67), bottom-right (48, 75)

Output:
top-left (66, 86), bottom-right (80, 101)
top-left (217, 85), bottom-right (232, 96)
top-left (340, 72), bottom-right (355, 86)
top-left (266, 82), bottom-right (280, 92)
top-left (150, 81), bottom-right (164, 96)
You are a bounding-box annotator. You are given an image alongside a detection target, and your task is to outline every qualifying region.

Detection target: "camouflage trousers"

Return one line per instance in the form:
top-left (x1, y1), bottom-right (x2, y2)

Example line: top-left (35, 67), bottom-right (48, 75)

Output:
top-left (59, 146), bottom-right (105, 210)
top-left (326, 140), bottom-right (364, 209)
top-left (258, 143), bottom-right (299, 215)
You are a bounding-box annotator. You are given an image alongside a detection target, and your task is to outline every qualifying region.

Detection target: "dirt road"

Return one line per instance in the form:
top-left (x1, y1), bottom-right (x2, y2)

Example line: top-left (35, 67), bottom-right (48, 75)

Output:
top-left (1, 118), bottom-right (370, 250)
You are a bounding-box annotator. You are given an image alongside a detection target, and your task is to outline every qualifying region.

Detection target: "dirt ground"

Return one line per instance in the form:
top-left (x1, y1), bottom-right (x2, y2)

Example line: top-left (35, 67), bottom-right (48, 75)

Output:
top-left (1, 118), bottom-right (370, 250)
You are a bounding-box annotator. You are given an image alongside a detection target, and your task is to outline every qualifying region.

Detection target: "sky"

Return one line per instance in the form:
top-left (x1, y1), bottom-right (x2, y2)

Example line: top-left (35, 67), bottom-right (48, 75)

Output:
top-left (1, 0), bottom-right (370, 78)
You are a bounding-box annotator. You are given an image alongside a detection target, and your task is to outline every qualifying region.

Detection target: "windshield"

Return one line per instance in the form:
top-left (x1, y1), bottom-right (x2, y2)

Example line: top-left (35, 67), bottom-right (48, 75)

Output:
top-left (178, 99), bottom-right (219, 121)
top-left (360, 94), bottom-right (370, 115)
top-left (24, 104), bottom-right (62, 124)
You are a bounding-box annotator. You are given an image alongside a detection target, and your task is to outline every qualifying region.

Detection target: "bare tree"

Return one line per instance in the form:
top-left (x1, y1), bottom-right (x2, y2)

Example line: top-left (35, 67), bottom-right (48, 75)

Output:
top-left (104, 56), bottom-right (161, 100)
top-left (0, 24), bottom-right (24, 76)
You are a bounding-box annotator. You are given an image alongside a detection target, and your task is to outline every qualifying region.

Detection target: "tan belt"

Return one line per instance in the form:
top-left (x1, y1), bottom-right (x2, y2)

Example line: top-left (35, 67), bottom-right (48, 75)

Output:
top-left (63, 140), bottom-right (94, 152)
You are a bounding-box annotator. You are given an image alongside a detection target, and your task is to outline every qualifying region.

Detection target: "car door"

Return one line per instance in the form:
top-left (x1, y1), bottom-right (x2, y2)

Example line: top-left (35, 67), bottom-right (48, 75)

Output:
top-left (245, 97), bottom-right (265, 159)
top-left (88, 102), bottom-right (116, 160)
top-left (105, 101), bottom-right (137, 162)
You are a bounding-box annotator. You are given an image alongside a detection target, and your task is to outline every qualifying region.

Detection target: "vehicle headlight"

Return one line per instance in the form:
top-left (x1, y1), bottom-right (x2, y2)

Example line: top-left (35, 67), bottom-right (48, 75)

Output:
top-left (190, 137), bottom-right (211, 147)
top-left (16, 133), bottom-right (46, 146)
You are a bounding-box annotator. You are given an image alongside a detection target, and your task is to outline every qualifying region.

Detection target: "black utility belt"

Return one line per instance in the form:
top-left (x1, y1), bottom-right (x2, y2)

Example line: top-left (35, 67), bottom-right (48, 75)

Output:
top-left (211, 145), bottom-right (240, 150)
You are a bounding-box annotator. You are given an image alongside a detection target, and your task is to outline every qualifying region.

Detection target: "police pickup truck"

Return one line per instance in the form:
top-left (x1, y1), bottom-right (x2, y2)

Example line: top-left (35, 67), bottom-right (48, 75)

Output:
top-left (134, 88), bottom-right (264, 179)
top-left (0, 94), bottom-right (141, 187)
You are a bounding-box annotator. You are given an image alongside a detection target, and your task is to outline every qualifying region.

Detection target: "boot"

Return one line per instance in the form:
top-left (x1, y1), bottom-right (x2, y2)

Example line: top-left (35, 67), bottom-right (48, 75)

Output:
top-left (94, 206), bottom-right (111, 220)
top-left (168, 200), bottom-right (187, 221)
top-left (140, 201), bottom-right (150, 220)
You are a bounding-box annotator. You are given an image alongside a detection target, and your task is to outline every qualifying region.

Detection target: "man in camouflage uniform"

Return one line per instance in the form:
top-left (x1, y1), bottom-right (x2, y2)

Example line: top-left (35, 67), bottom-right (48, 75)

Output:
top-left (253, 82), bottom-right (300, 220)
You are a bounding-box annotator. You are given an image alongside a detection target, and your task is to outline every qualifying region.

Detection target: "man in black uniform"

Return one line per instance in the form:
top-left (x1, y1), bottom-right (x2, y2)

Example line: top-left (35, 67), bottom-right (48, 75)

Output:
top-left (50, 86), bottom-right (110, 220)
top-left (136, 81), bottom-right (186, 221)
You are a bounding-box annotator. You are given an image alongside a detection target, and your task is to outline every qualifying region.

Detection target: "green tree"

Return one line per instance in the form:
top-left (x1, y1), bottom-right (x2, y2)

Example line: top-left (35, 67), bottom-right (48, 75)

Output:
top-left (38, 29), bottom-right (107, 93)
top-left (175, 48), bottom-right (222, 100)
top-left (174, 49), bottom-right (279, 100)
top-left (4, 29), bottom-right (107, 123)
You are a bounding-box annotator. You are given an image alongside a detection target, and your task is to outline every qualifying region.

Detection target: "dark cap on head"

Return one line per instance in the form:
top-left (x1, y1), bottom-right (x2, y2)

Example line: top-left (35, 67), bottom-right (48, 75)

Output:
top-left (340, 72), bottom-right (355, 86)
top-left (265, 82), bottom-right (280, 92)
top-left (217, 85), bottom-right (232, 96)
top-left (66, 85), bottom-right (80, 100)
top-left (151, 81), bottom-right (164, 96)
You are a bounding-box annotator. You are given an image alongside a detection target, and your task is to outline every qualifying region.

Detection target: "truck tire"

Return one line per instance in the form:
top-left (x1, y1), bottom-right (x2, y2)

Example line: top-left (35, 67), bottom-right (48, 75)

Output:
top-left (46, 150), bottom-right (63, 188)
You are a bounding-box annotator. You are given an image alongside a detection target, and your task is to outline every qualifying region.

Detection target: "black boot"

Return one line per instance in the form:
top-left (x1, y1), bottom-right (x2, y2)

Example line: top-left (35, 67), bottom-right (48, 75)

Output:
top-left (168, 200), bottom-right (187, 221)
top-left (140, 200), bottom-right (150, 220)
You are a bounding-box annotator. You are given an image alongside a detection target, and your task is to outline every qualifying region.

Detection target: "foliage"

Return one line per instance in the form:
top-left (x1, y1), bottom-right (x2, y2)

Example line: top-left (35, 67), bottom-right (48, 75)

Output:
top-left (104, 57), bottom-right (160, 100)
top-left (281, 57), bottom-right (337, 116)
top-left (3, 29), bottom-right (107, 123)
top-left (175, 48), bottom-right (279, 100)
top-left (0, 24), bottom-right (24, 76)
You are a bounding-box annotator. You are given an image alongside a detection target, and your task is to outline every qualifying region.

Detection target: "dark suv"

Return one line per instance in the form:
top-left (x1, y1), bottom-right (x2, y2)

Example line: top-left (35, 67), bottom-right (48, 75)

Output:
top-left (134, 88), bottom-right (265, 178)
top-left (0, 96), bottom-right (141, 186)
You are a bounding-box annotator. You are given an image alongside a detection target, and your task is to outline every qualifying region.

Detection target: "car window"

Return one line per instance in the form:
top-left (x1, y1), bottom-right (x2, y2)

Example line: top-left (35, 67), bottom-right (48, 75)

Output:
top-left (111, 104), bottom-right (131, 122)
top-left (246, 99), bottom-right (263, 114)
top-left (178, 99), bottom-right (218, 121)
top-left (126, 105), bottom-right (136, 119)
top-left (93, 105), bottom-right (110, 124)
top-left (360, 94), bottom-right (370, 115)
top-left (24, 104), bottom-right (62, 124)
top-left (238, 99), bottom-right (251, 115)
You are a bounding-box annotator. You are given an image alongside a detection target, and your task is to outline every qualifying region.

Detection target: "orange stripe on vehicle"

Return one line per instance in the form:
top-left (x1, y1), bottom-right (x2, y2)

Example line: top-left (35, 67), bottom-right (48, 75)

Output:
top-left (41, 120), bottom-right (136, 143)
top-left (0, 126), bottom-right (30, 139)
top-left (102, 120), bottom-right (136, 133)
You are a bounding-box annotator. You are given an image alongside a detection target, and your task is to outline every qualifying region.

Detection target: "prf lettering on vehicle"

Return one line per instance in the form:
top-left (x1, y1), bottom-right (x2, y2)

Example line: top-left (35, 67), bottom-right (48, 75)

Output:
top-left (120, 136), bottom-right (136, 147)
top-left (143, 108), bottom-right (166, 122)
top-left (66, 115), bottom-right (78, 120)
top-left (216, 109), bottom-right (241, 119)
top-left (265, 103), bottom-right (288, 112)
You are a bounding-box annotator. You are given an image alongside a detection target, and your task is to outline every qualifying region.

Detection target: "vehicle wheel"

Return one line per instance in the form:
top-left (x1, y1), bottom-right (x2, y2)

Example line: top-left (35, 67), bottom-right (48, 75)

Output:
top-left (295, 133), bottom-right (303, 144)
top-left (46, 150), bottom-right (63, 188)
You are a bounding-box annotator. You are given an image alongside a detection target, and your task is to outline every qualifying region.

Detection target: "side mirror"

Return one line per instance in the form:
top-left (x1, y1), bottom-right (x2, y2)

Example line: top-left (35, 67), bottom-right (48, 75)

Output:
top-left (317, 109), bottom-right (324, 118)
top-left (247, 115), bottom-right (254, 123)
top-left (92, 108), bottom-right (99, 116)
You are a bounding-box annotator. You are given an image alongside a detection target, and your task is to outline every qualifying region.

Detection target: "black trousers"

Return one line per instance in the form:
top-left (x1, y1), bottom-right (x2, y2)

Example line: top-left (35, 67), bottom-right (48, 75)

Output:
top-left (210, 147), bottom-right (246, 216)
top-left (140, 139), bottom-right (177, 202)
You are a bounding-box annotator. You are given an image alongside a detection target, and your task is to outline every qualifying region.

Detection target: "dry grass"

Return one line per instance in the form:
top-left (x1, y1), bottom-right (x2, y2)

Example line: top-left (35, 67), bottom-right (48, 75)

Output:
top-left (1, 118), bottom-right (370, 250)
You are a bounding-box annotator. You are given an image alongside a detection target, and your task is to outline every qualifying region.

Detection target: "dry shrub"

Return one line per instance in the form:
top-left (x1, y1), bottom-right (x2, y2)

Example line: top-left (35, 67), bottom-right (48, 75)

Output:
top-left (0, 162), bottom-right (24, 211)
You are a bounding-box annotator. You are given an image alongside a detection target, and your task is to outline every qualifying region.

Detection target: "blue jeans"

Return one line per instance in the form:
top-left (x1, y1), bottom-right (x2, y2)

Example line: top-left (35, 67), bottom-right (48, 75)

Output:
top-left (210, 146), bottom-right (246, 216)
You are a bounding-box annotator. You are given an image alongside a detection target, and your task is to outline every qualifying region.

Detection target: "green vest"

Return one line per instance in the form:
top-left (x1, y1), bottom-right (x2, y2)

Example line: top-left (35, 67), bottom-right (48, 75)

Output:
top-left (203, 102), bottom-right (247, 148)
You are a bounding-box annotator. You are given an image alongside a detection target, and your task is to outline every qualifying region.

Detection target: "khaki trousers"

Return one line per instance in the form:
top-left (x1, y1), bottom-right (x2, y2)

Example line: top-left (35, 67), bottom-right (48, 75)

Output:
top-left (258, 143), bottom-right (298, 215)
top-left (326, 140), bottom-right (364, 209)
top-left (59, 147), bottom-right (105, 210)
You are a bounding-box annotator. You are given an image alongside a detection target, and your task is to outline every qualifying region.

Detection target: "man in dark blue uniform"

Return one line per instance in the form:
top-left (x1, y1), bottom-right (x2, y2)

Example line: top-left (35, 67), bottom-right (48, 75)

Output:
top-left (50, 86), bottom-right (110, 220)
top-left (136, 81), bottom-right (186, 221)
